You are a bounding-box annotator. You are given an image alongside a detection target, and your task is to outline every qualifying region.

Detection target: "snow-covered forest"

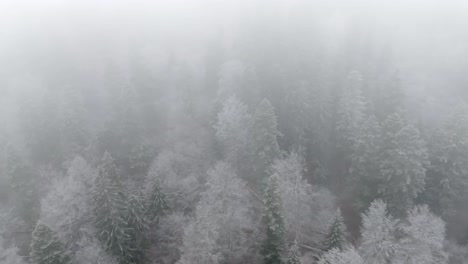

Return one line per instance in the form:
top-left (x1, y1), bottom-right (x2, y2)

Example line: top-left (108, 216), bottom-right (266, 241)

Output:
top-left (1, 0), bottom-right (468, 263)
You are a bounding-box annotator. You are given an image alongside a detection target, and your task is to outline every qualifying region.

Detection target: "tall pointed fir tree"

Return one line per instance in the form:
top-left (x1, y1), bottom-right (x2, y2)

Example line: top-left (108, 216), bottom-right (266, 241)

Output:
top-left (250, 99), bottom-right (281, 179)
top-left (30, 223), bottom-right (70, 264)
top-left (423, 103), bottom-right (468, 217)
top-left (146, 178), bottom-right (170, 224)
top-left (336, 71), bottom-right (366, 154)
top-left (126, 193), bottom-right (150, 264)
top-left (287, 241), bottom-right (302, 264)
top-left (359, 200), bottom-right (398, 264)
top-left (92, 152), bottom-right (132, 263)
top-left (322, 209), bottom-right (346, 252)
top-left (214, 96), bottom-right (252, 171)
top-left (378, 112), bottom-right (428, 217)
top-left (261, 174), bottom-right (286, 264)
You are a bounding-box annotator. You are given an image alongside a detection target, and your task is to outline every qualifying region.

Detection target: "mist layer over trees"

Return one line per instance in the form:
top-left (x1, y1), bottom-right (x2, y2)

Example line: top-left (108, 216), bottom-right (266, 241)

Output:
top-left (1, 0), bottom-right (468, 263)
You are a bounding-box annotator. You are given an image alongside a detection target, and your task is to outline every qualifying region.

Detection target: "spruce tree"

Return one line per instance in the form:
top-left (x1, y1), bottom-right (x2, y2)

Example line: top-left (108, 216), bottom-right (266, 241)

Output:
top-left (146, 179), bottom-right (170, 224)
top-left (125, 194), bottom-right (150, 264)
top-left (379, 112), bottom-right (428, 217)
top-left (93, 152), bottom-right (131, 263)
top-left (30, 223), bottom-right (70, 264)
top-left (250, 99), bottom-right (281, 178)
top-left (261, 174), bottom-right (286, 264)
top-left (322, 209), bottom-right (346, 252)
top-left (336, 71), bottom-right (366, 153)
top-left (287, 241), bottom-right (302, 264)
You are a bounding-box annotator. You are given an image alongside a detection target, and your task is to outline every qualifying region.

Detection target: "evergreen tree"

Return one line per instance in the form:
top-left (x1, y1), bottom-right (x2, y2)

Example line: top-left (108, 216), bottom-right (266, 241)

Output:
top-left (178, 162), bottom-right (253, 264)
top-left (287, 241), bottom-right (302, 264)
top-left (250, 99), bottom-right (281, 178)
top-left (322, 209), bottom-right (346, 252)
top-left (336, 71), bottom-right (366, 153)
top-left (395, 205), bottom-right (448, 264)
top-left (378, 113), bottom-right (428, 217)
top-left (125, 194), bottom-right (150, 264)
top-left (146, 179), bottom-right (170, 224)
top-left (423, 103), bottom-right (468, 217)
top-left (30, 223), bottom-right (70, 264)
top-left (351, 115), bottom-right (383, 211)
top-left (261, 174), bottom-right (286, 264)
top-left (93, 152), bottom-right (131, 263)
top-left (214, 96), bottom-right (252, 170)
top-left (359, 200), bottom-right (398, 264)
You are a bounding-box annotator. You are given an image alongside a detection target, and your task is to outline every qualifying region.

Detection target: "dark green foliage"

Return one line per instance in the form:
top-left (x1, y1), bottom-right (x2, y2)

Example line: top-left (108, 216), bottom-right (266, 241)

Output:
top-left (261, 174), bottom-right (286, 264)
top-left (322, 209), bottom-right (346, 252)
top-left (30, 223), bottom-right (70, 264)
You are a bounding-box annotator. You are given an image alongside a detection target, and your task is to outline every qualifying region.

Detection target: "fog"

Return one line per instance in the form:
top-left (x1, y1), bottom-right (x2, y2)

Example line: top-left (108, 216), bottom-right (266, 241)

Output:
top-left (1, 0), bottom-right (468, 263)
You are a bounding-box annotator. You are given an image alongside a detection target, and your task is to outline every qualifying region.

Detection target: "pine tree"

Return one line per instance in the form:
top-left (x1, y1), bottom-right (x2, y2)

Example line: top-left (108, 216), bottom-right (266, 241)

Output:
top-left (351, 115), bottom-right (383, 211)
top-left (322, 209), bottom-right (346, 252)
top-left (30, 223), bottom-right (70, 264)
top-left (423, 103), bottom-right (468, 217)
top-left (287, 241), bottom-right (302, 264)
top-left (93, 152), bottom-right (131, 263)
top-left (395, 205), bottom-right (448, 264)
top-left (250, 99), bottom-right (281, 178)
top-left (378, 112), bottom-right (428, 217)
top-left (359, 200), bottom-right (398, 264)
top-left (336, 71), bottom-right (366, 153)
top-left (125, 194), bottom-right (150, 264)
top-left (146, 179), bottom-right (170, 224)
top-left (214, 96), bottom-right (252, 170)
top-left (178, 162), bottom-right (253, 264)
top-left (261, 174), bottom-right (286, 264)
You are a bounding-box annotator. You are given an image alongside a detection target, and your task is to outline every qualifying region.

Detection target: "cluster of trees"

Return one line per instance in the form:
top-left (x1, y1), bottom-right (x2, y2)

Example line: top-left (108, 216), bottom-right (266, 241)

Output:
top-left (2, 2), bottom-right (468, 264)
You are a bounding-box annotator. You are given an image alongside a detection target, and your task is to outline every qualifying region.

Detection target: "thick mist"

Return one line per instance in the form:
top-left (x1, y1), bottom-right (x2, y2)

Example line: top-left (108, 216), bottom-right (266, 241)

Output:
top-left (1, 1), bottom-right (468, 264)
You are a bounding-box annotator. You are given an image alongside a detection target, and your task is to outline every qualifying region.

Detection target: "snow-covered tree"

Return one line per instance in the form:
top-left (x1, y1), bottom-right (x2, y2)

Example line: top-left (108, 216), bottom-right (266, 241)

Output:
top-left (272, 152), bottom-right (336, 245)
top-left (250, 99), bottom-right (282, 178)
top-left (394, 205), bottom-right (447, 264)
top-left (351, 115), bottom-right (383, 210)
top-left (92, 152), bottom-right (131, 263)
top-left (40, 156), bottom-right (95, 247)
top-left (379, 113), bottom-right (428, 217)
top-left (178, 162), bottom-right (253, 264)
top-left (261, 174), bottom-right (286, 264)
top-left (30, 223), bottom-right (70, 264)
top-left (322, 209), bottom-right (347, 252)
top-left (423, 103), bottom-right (468, 217)
top-left (318, 247), bottom-right (364, 264)
top-left (214, 96), bottom-right (252, 169)
top-left (125, 193), bottom-right (150, 264)
top-left (336, 71), bottom-right (366, 152)
top-left (359, 200), bottom-right (398, 264)
top-left (287, 240), bottom-right (302, 264)
top-left (146, 178), bottom-right (170, 224)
